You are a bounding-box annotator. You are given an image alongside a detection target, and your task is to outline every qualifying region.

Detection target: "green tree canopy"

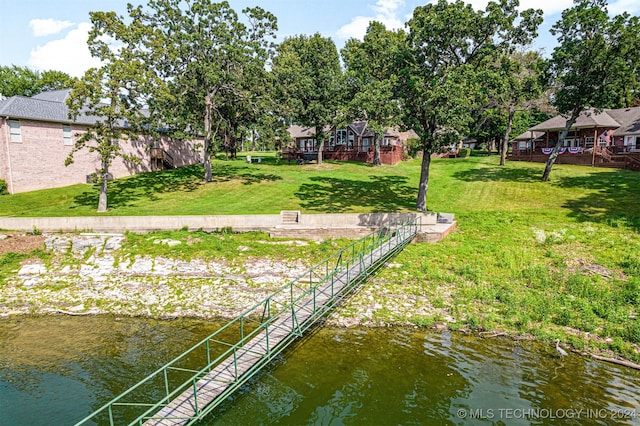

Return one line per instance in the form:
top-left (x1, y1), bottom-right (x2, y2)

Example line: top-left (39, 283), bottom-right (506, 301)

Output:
top-left (342, 22), bottom-right (405, 166)
top-left (128, 0), bottom-right (278, 181)
top-left (66, 9), bottom-right (154, 212)
top-left (541, 0), bottom-right (640, 181)
top-left (272, 33), bottom-right (342, 165)
top-left (0, 65), bottom-right (75, 97)
top-left (480, 51), bottom-right (547, 165)
top-left (399, 0), bottom-right (541, 211)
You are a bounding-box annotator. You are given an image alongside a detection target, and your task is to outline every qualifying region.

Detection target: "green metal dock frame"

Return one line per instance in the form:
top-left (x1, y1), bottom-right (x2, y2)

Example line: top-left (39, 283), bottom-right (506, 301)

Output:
top-left (74, 215), bottom-right (419, 426)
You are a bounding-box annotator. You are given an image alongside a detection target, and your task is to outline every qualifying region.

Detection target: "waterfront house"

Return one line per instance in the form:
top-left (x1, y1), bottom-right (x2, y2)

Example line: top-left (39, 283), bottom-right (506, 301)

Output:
top-left (0, 89), bottom-right (201, 194)
top-left (509, 107), bottom-right (640, 170)
top-left (284, 121), bottom-right (413, 165)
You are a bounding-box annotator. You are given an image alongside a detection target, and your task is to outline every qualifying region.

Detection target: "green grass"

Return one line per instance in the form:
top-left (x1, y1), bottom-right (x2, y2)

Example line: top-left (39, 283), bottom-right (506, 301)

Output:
top-left (0, 152), bottom-right (417, 216)
top-left (2, 153), bottom-right (640, 361)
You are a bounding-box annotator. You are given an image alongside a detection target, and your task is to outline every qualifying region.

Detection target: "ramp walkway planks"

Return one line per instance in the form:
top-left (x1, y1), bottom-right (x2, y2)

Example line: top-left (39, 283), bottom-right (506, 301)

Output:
top-left (74, 216), bottom-right (419, 426)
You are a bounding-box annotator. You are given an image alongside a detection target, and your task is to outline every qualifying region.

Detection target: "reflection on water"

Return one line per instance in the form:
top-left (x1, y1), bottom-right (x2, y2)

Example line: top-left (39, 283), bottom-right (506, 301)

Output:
top-left (1, 317), bottom-right (639, 426)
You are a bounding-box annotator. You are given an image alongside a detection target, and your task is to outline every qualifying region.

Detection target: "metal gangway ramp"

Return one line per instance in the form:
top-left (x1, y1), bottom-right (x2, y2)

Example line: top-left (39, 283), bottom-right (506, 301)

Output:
top-left (75, 215), bottom-right (420, 426)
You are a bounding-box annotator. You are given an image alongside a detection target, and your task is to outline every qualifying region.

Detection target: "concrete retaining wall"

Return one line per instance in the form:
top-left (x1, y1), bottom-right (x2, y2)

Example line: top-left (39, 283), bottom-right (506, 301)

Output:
top-left (0, 215), bottom-right (280, 233)
top-left (0, 211), bottom-right (453, 241)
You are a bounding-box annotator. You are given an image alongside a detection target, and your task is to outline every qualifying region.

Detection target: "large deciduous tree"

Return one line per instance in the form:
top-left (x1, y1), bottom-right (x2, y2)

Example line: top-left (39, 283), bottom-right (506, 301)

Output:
top-left (399, 0), bottom-right (542, 211)
top-left (484, 51), bottom-right (547, 166)
top-left (342, 22), bottom-right (405, 166)
top-left (541, 0), bottom-right (640, 181)
top-left (66, 11), bottom-right (152, 212)
top-left (131, 0), bottom-right (277, 181)
top-left (272, 34), bottom-right (342, 165)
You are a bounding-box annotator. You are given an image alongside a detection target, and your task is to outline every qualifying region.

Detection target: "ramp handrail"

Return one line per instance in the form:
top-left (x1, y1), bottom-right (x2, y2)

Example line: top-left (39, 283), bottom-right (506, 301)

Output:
top-left (74, 214), bottom-right (420, 426)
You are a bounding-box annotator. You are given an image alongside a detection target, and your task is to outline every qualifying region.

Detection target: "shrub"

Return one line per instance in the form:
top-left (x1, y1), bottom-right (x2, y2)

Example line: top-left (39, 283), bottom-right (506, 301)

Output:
top-left (405, 138), bottom-right (422, 157)
top-left (0, 179), bottom-right (8, 195)
top-left (457, 147), bottom-right (471, 158)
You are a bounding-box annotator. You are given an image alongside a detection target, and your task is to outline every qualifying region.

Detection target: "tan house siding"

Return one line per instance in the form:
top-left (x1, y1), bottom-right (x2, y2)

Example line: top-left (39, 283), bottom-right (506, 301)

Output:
top-left (0, 118), bottom-right (202, 194)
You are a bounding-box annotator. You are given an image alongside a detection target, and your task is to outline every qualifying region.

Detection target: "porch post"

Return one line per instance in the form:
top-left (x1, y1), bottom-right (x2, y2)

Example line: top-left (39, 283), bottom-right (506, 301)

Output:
top-left (592, 128), bottom-right (596, 166)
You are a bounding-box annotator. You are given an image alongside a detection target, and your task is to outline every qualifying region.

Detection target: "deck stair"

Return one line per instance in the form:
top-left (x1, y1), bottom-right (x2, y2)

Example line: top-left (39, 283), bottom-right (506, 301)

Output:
top-left (625, 154), bottom-right (640, 171)
top-left (74, 215), bottom-right (420, 426)
top-left (150, 147), bottom-right (175, 170)
top-left (595, 146), bottom-right (613, 162)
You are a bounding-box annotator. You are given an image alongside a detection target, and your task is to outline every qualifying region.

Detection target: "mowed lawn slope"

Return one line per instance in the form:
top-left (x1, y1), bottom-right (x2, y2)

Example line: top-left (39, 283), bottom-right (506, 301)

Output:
top-left (1, 153), bottom-right (640, 361)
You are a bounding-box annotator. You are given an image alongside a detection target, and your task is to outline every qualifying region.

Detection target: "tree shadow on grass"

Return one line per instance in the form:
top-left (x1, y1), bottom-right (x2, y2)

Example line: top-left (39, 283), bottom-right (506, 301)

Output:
top-left (72, 163), bottom-right (282, 210)
top-left (451, 164), bottom-right (542, 183)
top-left (453, 163), bottom-right (640, 232)
top-left (553, 169), bottom-right (640, 232)
top-left (295, 175), bottom-right (415, 213)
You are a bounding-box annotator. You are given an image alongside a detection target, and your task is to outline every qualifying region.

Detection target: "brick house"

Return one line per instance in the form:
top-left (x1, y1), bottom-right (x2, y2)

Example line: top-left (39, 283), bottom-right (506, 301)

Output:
top-left (0, 89), bottom-right (202, 194)
top-left (508, 107), bottom-right (640, 170)
top-left (284, 121), bottom-right (414, 165)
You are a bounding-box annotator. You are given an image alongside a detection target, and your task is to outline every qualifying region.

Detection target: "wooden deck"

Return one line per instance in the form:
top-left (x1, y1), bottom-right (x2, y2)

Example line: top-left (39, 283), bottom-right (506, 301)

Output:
top-left (143, 240), bottom-right (395, 425)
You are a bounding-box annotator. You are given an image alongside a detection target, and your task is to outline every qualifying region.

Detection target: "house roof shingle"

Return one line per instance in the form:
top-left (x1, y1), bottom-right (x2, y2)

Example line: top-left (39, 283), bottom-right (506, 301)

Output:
top-left (529, 108), bottom-right (621, 132)
top-left (0, 89), bottom-right (100, 125)
top-left (606, 107), bottom-right (640, 135)
top-left (0, 89), bottom-right (130, 127)
top-left (288, 121), bottom-right (408, 140)
top-left (510, 130), bottom-right (545, 142)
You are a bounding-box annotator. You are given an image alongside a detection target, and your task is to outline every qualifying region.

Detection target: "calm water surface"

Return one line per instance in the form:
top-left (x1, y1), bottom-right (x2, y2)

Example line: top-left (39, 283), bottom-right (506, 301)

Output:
top-left (1, 316), bottom-right (639, 425)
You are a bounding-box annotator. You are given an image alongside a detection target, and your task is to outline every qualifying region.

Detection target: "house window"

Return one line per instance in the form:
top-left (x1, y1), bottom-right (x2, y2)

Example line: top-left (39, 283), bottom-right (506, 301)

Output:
top-left (363, 138), bottom-right (370, 151)
top-left (348, 130), bottom-right (354, 149)
top-left (9, 120), bottom-right (21, 142)
top-left (336, 129), bottom-right (347, 145)
top-left (585, 137), bottom-right (594, 148)
top-left (63, 125), bottom-right (72, 146)
top-left (383, 138), bottom-right (391, 146)
top-left (518, 141), bottom-right (531, 150)
top-left (300, 139), bottom-right (315, 152)
top-left (636, 136), bottom-right (640, 150)
top-left (329, 133), bottom-right (335, 149)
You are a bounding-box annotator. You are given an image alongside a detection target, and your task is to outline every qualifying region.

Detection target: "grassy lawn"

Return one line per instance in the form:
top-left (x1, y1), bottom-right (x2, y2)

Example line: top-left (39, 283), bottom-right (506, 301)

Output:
top-left (1, 153), bottom-right (640, 361)
top-left (0, 152), bottom-right (418, 216)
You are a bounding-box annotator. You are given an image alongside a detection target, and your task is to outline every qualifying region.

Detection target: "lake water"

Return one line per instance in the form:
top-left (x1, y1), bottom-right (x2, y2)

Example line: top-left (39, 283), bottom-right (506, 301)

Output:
top-left (1, 316), bottom-right (639, 425)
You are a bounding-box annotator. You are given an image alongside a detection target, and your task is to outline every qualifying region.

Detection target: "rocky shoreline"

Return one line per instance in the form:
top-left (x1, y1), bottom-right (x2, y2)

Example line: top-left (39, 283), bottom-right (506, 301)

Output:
top-left (3, 232), bottom-right (640, 370)
top-left (2, 233), bottom-right (310, 318)
top-left (0, 233), bottom-right (428, 327)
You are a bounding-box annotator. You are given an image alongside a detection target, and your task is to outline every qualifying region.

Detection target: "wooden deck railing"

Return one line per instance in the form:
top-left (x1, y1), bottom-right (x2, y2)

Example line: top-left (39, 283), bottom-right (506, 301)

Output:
top-left (150, 147), bottom-right (175, 169)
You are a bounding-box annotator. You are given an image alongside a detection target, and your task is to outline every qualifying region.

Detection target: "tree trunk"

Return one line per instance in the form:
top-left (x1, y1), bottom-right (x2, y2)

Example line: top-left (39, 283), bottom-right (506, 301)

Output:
top-left (203, 93), bottom-right (214, 182)
top-left (416, 148), bottom-right (432, 211)
top-left (315, 126), bottom-right (323, 165)
top-left (541, 108), bottom-right (582, 181)
top-left (97, 177), bottom-right (108, 212)
top-left (500, 109), bottom-right (515, 166)
top-left (373, 133), bottom-right (381, 166)
top-left (252, 129), bottom-right (258, 151)
top-left (231, 124), bottom-right (238, 160)
top-left (98, 161), bottom-right (109, 213)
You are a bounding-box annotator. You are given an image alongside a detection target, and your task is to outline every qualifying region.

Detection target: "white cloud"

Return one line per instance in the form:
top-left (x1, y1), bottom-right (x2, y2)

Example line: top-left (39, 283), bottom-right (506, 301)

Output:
top-left (336, 0), bottom-right (405, 40)
top-left (29, 18), bottom-right (75, 37)
top-left (608, 0), bottom-right (640, 15)
top-left (372, 0), bottom-right (404, 16)
top-left (28, 23), bottom-right (101, 77)
top-left (518, 0), bottom-right (574, 16)
top-left (444, 0), bottom-right (573, 17)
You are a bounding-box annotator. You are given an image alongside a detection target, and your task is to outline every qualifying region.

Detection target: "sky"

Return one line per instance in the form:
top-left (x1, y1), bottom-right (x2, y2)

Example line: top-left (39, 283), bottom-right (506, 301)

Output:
top-left (1, 0), bottom-right (639, 78)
